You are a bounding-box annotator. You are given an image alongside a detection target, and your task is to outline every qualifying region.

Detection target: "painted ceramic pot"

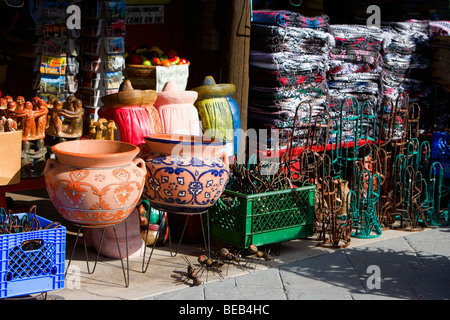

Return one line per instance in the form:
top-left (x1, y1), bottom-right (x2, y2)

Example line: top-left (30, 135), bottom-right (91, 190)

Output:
top-left (192, 76), bottom-right (242, 156)
top-left (143, 134), bottom-right (229, 214)
top-left (98, 79), bottom-right (162, 147)
top-left (44, 140), bottom-right (146, 227)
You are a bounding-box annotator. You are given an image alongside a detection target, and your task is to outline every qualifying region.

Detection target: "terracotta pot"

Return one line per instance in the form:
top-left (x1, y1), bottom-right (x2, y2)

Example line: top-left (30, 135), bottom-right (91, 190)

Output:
top-left (143, 134), bottom-right (229, 214)
top-left (44, 140), bottom-right (146, 227)
top-left (83, 208), bottom-right (145, 259)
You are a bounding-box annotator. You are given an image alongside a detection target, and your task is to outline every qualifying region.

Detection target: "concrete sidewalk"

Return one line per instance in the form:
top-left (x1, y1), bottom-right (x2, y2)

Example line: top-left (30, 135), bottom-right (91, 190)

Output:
top-left (145, 226), bottom-right (450, 301)
top-left (4, 188), bottom-right (450, 301)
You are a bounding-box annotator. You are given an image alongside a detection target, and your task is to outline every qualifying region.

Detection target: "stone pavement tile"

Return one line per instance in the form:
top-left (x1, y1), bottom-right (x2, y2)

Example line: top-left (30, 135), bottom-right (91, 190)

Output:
top-left (143, 285), bottom-right (205, 300)
top-left (203, 270), bottom-right (287, 300)
top-left (204, 284), bottom-right (287, 300)
top-left (405, 235), bottom-right (450, 258)
top-left (351, 293), bottom-right (414, 300)
top-left (411, 262), bottom-right (450, 282)
top-left (286, 291), bottom-right (354, 300)
top-left (279, 251), bottom-right (363, 292)
top-left (408, 279), bottom-right (450, 300)
top-left (233, 268), bottom-right (283, 287)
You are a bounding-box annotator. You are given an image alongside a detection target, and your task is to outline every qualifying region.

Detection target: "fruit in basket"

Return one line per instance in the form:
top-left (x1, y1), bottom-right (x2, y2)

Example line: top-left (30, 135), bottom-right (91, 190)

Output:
top-left (128, 54), bottom-right (142, 65)
top-left (160, 59), bottom-right (171, 66)
top-left (126, 45), bottom-right (188, 66)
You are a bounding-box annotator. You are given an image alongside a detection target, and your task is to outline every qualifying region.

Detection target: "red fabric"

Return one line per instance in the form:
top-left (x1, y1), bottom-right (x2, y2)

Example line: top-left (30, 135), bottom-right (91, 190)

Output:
top-left (98, 106), bottom-right (155, 147)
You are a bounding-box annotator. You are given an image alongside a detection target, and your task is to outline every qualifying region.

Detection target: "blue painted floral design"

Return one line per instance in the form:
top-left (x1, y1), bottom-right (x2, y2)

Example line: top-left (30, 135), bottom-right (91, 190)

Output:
top-left (188, 181), bottom-right (203, 196)
top-left (148, 177), bottom-right (161, 192)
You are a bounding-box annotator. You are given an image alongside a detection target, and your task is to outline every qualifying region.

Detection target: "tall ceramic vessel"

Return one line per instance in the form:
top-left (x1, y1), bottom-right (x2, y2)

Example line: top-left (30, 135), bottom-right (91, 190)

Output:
top-left (44, 140), bottom-right (146, 227)
top-left (192, 76), bottom-right (241, 156)
top-left (99, 79), bottom-right (162, 147)
top-left (143, 134), bottom-right (229, 214)
top-left (154, 80), bottom-right (201, 135)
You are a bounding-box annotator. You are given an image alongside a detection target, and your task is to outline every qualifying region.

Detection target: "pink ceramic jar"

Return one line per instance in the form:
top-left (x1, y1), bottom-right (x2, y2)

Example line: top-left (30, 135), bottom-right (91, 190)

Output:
top-left (44, 140), bottom-right (146, 227)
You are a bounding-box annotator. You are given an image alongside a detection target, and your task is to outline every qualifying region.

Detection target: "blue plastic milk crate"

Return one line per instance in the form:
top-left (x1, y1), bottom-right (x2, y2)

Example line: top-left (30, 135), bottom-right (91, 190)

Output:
top-left (432, 131), bottom-right (450, 178)
top-left (0, 213), bottom-right (66, 299)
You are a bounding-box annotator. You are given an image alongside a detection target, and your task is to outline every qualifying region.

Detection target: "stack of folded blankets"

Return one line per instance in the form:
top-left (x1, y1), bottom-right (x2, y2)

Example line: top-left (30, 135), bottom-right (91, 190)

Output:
top-left (326, 24), bottom-right (389, 145)
top-left (248, 10), bottom-right (335, 151)
top-left (327, 24), bottom-right (389, 111)
top-left (381, 20), bottom-right (432, 114)
top-left (429, 21), bottom-right (450, 131)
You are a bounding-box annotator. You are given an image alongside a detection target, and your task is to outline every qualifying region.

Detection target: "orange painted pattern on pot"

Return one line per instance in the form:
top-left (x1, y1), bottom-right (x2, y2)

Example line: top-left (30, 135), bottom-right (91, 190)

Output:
top-left (45, 159), bottom-right (146, 226)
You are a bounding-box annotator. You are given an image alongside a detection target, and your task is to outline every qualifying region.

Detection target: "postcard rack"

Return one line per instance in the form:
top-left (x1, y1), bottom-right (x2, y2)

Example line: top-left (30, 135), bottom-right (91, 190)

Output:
top-left (34, 0), bottom-right (81, 102)
top-left (78, 0), bottom-right (126, 121)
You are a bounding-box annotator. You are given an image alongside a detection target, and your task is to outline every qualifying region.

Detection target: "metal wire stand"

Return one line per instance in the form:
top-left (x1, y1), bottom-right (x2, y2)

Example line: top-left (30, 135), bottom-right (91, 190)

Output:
top-left (141, 210), bottom-right (210, 273)
top-left (65, 221), bottom-right (129, 288)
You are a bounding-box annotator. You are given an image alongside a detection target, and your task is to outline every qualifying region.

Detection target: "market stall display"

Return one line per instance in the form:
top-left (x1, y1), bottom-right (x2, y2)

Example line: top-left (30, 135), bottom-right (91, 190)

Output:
top-left (78, 0), bottom-right (127, 125)
top-left (380, 20), bottom-right (432, 121)
top-left (0, 1), bottom-right (449, 299)
top-left (249, 10), bottom-right (334, 152)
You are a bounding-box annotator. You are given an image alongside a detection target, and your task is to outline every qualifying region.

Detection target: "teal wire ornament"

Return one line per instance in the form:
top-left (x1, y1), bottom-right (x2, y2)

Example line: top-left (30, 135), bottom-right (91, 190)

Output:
top-left (289, 0), bottom-right (302, 6)
top-left (423, 162), bottom-right (449, 226)
top-left (349, 167), bottom-right (383, 239)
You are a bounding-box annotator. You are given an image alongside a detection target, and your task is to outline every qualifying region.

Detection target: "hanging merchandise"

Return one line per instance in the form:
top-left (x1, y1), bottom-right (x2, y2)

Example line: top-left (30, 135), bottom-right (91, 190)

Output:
top-left (249, 9), bottom-right (334, 152)
top-left (78, 0), bottom-right (126, 124)
top-left (34, 0), bottom-right (81, 102)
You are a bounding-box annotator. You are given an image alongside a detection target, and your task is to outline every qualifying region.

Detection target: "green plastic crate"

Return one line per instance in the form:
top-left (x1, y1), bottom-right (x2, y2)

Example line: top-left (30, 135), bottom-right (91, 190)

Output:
top-left (209, 183), bottom-right (316, 248)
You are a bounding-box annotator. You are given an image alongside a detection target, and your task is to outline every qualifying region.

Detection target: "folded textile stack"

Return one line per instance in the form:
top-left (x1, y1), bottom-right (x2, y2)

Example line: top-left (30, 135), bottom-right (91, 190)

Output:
top-left (249, 10), bottom-right (334, 151)
top-left (381, 20), bottom-right (432, 114)
top-left (430, 21), bottom-right (450, 36)
top-left (430, 21), bottom-right (450, 131)
top-left (326, 25), bottom-right (388, 147)
top-left (327, 24), bottom-right (389, 111)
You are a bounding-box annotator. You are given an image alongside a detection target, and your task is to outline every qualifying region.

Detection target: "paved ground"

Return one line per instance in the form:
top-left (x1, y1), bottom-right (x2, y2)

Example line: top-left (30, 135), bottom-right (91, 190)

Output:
top-left (146, 225), bottom-right (450, 301)
top-left (3, 188), bottom-right (450, 306)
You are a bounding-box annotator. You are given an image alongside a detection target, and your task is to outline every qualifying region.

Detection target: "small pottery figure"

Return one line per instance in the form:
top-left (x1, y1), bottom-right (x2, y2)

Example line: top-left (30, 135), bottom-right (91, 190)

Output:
top-left (23, 101), bottom-right (37, 139)
top-left (4, 96), bottom-right (48, 141)
top-left (46, 97), bottom-right (84, 138)
top-left (0, 99), bottom-right (6, 118)
top-left (0, 117), bottom-right (5, 132)
top-left (21, 139), bottom-right (47, 178)
top-left (46, 99), bottom-right (63, 137)
top-left (16, 96), bottom-right (25, 111)
top-left (105, 120), bottom-right (117, 141)
top-left (5, 118), bottom-right (15, 132)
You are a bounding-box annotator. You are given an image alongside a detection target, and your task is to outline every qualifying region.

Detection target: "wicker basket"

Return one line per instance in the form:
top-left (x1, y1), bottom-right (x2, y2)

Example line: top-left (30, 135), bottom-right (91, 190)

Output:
top-left (124, 63), bottom-right (189, 91)
top-left (125, 64), bottom-right (157, 78)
